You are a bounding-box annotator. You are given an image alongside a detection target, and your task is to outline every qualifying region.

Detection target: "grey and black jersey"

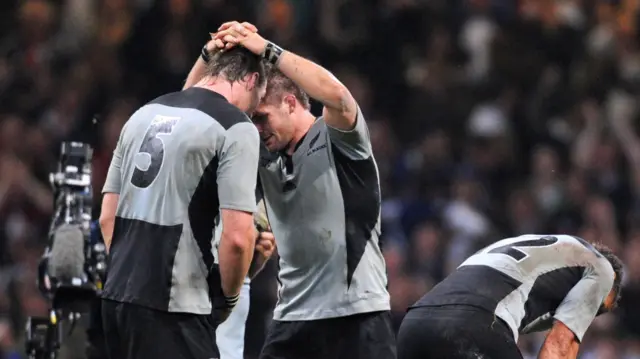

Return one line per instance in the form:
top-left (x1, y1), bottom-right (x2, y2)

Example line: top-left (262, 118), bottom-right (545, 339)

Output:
top-left (258, 107), bottom-right (390, 321)
top-left (413, 234), bottom-right (615, 342)
top-left (101, 87), bottom-right (260, 315)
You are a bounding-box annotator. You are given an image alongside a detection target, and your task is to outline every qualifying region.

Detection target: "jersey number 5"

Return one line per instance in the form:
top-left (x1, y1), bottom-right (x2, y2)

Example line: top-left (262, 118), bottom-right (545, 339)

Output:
top-left (131, 116), bottom-right (180, 188)
top-left (488, 236), bottom-right (559, 262)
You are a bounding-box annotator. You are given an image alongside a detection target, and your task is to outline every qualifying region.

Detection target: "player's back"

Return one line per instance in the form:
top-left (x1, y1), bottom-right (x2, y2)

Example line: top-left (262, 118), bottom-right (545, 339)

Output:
top-left (413, 234), bottom-right (615, 341)
top-left (103, 87), bottom-right (255, 315)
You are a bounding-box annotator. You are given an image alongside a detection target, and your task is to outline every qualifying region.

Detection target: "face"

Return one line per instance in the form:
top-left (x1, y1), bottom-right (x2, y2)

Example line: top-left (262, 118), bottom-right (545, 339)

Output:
top-left (252, 101), bottom-right (295, 152)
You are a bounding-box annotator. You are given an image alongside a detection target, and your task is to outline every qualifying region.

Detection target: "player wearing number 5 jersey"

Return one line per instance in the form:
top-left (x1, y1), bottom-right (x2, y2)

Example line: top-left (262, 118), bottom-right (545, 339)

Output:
top-left (98, 47), bottom-right (267, 359)
top-left (397, 234), bottom-right (623, 359)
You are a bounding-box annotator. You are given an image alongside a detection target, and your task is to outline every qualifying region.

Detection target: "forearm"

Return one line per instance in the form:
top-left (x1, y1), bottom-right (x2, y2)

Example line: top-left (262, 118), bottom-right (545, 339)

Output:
top-left (99, 218), bottom-right (114, 253)
top-left (276, 50), bottom-right (353, 112)
top-left (218, 232), bottom-right (255, 296)
top-left (538, 343), bottom-right (579, 359)
top-left (183, 42), bottom-right (220, 90)
top-left (183, 56), bottom-right (208, 90)
top-left (538, 332), bottom-right (580, 359)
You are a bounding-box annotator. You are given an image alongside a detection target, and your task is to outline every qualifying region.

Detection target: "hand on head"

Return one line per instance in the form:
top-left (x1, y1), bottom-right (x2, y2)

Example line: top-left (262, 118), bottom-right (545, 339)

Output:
top-left (213, 21), bottom-right (266, 55)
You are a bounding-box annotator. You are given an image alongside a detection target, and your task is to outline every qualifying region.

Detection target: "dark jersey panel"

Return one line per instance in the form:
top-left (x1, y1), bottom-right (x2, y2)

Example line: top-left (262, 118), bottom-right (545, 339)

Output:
top-left (188, 156), bottom-right (220, 284)
top-left (331, 146), bottom-right (380, 287)
top-left (150, 87), bottom-right (253, 130)
top-left (104, 217), bottom-right (182, 310)
top-left (520, 266), bottom-right (585, 333)
top-left (412, 265), bottom-right (522, 312)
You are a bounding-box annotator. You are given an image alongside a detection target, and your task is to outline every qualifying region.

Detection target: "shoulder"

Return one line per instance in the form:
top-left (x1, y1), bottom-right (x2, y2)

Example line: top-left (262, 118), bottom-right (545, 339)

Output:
top-left (150, 88), bottom-right (251, 130)
top-left (556, 235), bottom-right (615, 278)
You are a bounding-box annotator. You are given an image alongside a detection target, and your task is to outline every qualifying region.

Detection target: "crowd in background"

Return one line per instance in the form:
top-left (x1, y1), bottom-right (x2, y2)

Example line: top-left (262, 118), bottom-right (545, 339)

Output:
top-left (2, 0), bottom-right (640, 358)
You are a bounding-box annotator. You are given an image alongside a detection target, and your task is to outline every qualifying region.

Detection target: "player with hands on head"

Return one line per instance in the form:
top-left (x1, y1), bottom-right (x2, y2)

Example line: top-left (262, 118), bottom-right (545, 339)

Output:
top-left (211, 21), bottom-right (396, 359)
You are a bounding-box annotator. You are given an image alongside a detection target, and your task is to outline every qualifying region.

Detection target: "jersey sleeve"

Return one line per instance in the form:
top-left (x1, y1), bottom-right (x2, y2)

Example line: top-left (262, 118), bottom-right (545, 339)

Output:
top-left (216, 122), bottom-right (260, 213)
top-left (326, 106), bottom-right (372, 160)
top-left (102, 127), bottom-right (126, 194)
top-left (553, 257), bottom-right (615, 342)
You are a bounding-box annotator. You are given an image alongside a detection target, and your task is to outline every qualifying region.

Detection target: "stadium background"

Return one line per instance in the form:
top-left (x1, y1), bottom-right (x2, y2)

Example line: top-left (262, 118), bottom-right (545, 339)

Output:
top-left (1, 0), bottom-right (640, 358)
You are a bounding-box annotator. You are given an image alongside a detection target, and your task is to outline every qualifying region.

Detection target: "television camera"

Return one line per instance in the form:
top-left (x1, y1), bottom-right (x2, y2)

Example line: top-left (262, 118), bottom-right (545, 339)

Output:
top-left (26, 142), bottom-right (107, 359)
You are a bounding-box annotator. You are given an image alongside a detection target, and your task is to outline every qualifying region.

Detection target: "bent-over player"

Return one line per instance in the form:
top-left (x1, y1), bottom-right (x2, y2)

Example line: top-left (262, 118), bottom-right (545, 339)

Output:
top-left (209, 22), bottom-right (396, 359)
top-left (397, 234), bottom-right (623, 359)
top-left (99, 47), bottom-right (268, 359)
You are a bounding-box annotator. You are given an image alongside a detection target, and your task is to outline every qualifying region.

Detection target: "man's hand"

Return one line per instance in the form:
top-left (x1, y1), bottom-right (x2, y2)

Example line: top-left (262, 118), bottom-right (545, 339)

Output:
top-left (248, 230), bottom-right (275, 279)
top-left (256, 231), bottom-right (275, 258)
top-left (214, 21), bottom-right (267, 55)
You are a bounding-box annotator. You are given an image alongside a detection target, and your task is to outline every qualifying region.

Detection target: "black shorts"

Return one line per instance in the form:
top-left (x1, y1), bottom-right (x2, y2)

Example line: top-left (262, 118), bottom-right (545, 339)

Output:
top-left (101, 299), bottom-right (219, 359)
top-left (260, 310), bottom-right (396, 359)
top-left (86, 297), bottom-right (108, 359)
top-left (397, 305), bottom-right (523, 359)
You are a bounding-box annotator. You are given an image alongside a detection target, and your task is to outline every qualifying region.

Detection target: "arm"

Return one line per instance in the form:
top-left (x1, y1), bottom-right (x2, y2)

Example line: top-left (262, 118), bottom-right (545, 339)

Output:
top-left (99, 193), bottom-right (119, 252)
top-left (549, 259), bottom-right (615, 344)
top-left (216, 122), bottom-right (261, 297)
top-left (100, 129), bottom-right (126, 252)
top-left (183, 38), bottom-right (219, 90)
top-left (184, 23), bottom-right (258, 90)
top-left (538, 321), bottom-right (580, 359)
top-left (274, 50), bottom-right (358, 131)
top-left (215, 22), bottom-right (358, 131)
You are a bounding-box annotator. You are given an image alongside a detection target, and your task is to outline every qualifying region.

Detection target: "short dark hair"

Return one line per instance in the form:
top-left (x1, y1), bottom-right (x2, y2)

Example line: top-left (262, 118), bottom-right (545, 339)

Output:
top-left (593, 242), bottom-right (624, 310)
top-left (263, 63), bottom-right (310, 109)
top-left (205, 47), bottom-right (266, 88)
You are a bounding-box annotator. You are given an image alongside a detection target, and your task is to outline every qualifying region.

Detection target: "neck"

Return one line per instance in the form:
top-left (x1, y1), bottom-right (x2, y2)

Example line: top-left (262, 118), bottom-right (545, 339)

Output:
top-left (194, 77), bottom-right (236, 105)
top-left (285, 110), bottom-right (316, 156)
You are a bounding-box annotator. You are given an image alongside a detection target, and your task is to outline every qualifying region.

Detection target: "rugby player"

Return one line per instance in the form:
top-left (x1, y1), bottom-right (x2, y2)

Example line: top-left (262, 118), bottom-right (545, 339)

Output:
top-left (99, 47), bottom-right (269, 359)
top-left (182, 34), bottom-right (260, 359)
top-left (211, 21), bottom-right (396, 359)
top-left (397, 234), bottom-right (623, 359)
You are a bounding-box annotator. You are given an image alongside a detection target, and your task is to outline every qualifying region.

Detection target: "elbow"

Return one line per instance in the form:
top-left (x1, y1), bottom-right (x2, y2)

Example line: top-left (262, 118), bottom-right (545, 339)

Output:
top-left (326, 84), bottom-right (352, 112)
top-left (98, 214), bottom-right (113, 231)
top-left (223, 229), bottom-right (255, 254)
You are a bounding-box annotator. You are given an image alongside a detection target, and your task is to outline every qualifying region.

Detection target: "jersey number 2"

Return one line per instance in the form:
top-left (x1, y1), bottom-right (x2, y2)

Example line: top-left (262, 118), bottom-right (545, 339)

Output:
top-left (489, 236), bottom-right (559, 262)
top-left (131, 116), bottom-right (180, 188)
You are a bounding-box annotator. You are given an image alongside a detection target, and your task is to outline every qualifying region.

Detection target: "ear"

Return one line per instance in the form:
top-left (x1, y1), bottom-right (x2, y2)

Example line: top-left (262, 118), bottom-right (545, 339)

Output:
top-left (245, 72), bottom-right (259, 91)
top-left (284, 94), bottom-right (296, 114)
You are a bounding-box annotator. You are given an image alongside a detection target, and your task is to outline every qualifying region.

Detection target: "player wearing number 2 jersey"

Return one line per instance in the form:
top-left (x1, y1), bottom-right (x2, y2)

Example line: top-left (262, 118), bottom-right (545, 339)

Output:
top-left (397, 234), bottom-right (623, 359)
top-left (98, 47), bottom-right (266, 359)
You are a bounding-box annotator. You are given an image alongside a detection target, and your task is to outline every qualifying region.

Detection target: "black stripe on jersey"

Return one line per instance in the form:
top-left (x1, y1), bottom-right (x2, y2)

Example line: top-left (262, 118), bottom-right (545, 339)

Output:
top-left (519, 266), bottom-right (585, 332)
top-left (188, 156), bottom-right (219, 293)
top-left (332, 146), bottom-right (381, 288)
top-left (103, 217), bottom-right (182, 310)
top-left (150, 87), bottom-right (251, 129)
top-left (411, 265), bottom-right (522, 311)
